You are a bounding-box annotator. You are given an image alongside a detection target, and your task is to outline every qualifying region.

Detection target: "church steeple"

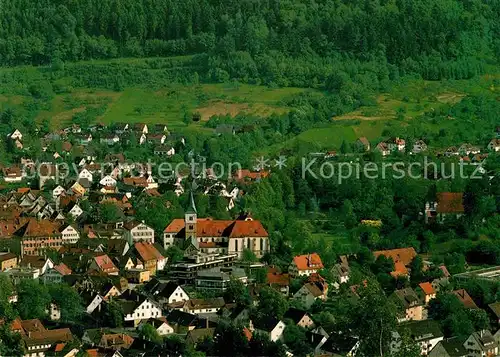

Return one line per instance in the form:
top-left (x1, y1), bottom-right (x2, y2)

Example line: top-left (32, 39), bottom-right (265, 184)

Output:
top-left (185, 182), bottom-right (197, 240)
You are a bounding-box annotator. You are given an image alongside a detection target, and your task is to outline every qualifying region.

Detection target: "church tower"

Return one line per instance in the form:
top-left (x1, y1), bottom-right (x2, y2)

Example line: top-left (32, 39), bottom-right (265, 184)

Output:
top-left (185, 190), bottom-right (197, 241)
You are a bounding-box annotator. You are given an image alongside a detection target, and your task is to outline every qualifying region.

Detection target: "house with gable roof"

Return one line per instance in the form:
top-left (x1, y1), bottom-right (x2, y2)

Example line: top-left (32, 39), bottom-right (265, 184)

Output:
top-left (142, 278), bottom-right (190, 305)
top-left (5, 318), bottom-right (74, 356)
top-left (16, 219), bottom-right (63, 257)
top-left (89, 254), bottom-right (119, 275)
top-left (391, 319), bottom-right (444, 356)
top-left (43, 263), bottom-right (72, 284)
top-left (289, 253), bottom-right (324, 277)
top-left (123, 221), bottom-right (155, 245)
top-left (487, 138), bottom-right (500, 152)
top-left (129, 242), bottom-right (166, 275)
top-left (138, 317), bottom-right (174, 336)
top-left (425, 192), bottom-right (465, 223)
top-left (452, 289), bottom-right (479, 309)
top-left (418, 282), bottom-right (436, 304)
top-left (392, 287), bottom-right (424, 322)
top-left (375, 142), bottom-right (391, 156)
top-left (373, 247), bottom-right (418, 278)
top-left (293, 274), bottom-right (329, 308)
top-left (116, 290), bottom-right (162, 327)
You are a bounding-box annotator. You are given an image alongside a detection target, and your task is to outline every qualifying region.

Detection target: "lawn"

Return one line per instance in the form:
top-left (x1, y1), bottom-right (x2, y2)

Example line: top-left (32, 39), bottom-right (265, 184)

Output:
top-left (311, 232), bottom-right (360, 255)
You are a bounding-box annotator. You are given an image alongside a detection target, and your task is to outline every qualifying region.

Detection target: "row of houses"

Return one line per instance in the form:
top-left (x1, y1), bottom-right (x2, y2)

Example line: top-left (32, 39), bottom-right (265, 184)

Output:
top-left (352, 136), bottom-right (500, 157)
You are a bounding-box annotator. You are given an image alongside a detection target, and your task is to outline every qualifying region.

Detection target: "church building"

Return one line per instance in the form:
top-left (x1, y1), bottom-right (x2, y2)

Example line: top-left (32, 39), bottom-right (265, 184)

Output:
top-left (163, 193), bottom-right (270, 258)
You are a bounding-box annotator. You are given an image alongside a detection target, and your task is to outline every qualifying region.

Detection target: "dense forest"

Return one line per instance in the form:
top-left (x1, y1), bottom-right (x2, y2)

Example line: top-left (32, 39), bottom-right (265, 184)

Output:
top-left (0, 0), bottom-right (498, 81)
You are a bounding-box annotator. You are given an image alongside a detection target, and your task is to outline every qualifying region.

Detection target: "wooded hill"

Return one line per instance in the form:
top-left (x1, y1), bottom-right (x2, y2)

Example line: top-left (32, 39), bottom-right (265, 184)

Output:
top-left (0, 0), bottom-right (498, 80)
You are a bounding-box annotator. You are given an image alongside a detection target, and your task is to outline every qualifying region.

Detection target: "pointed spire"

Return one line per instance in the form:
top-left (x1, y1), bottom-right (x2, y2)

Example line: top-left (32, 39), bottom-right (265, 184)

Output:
top-left (186, 180), bottom-right (197, 214)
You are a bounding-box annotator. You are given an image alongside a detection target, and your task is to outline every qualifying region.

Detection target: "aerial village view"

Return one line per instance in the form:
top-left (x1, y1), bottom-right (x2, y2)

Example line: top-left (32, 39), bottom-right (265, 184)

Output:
top-left (0, 0), bottom-right (499, 356)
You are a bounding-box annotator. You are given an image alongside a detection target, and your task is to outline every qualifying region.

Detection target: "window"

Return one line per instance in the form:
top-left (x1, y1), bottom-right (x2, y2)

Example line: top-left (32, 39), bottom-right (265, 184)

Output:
top-left (235, 239), bottom-right (238, 252)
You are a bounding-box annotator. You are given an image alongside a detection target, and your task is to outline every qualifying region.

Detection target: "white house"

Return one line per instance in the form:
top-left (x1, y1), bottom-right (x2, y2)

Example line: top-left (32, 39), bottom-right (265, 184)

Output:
top-left (120, 292), bottom-right (162, 327)
top-left (100, 175), bottom-right (117, 187)
top-left (85, 294), bottom-right (104, 314)
top-left (412, 140), bottom-right (428, 153)
top-left (293, 282), bottom-right (328, 309)
top-left (60, 225), bottom-right (80, 244)
top-left (459, 143), bottom-right (481, 155)
top-left (387, 137), bottom-right (406, 151)
top-left (144, 280), bottom-right (190, 305)
top-left (123, 221), bottom-right (155, 244)
top-left (9, 129), bottom-right (23, 141)
top-left (78, 168), bottom-right (94, 182)
top-left (375, 142), bottom-right (391, 156)
top-left (289, 254), bottom-right (324, 277)
top-left (487, 139), bottom-right (500, 152)
top-left (139, 318), bottom-right (174, 336)
top-left (47, 302), bottom-right (61, 321)
top-left (146, 175), bottom-right (158, 189)
top-left (52, 185), bottom-right (66, 198)
top-left (68, 204), bottom-right (84, 219)
top-left (153, 146), bottom-right (176, 156)
top-left (252, 318), bottom-right (286, 342)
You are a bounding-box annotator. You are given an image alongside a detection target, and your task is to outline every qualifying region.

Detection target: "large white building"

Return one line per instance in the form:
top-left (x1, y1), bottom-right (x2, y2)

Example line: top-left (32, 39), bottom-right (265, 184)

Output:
top-left (163, 194), bottom-right (269, 258)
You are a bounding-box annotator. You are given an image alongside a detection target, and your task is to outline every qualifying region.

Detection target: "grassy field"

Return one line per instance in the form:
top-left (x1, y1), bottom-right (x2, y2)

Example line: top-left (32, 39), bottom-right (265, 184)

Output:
top-left (311, 232), bottom-right (360, 255)
top-left (1, 57), bottom-right (498, 147)
top-left (261, 74), bottom-right (500, 154)
top-left (27, 83), bottom-right (309, 131)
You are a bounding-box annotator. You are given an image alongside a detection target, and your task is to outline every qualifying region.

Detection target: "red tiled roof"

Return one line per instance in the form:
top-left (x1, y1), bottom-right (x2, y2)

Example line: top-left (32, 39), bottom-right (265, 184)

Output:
top-left (86, 349), bottom-right (98, 357)
top-left (391, 261), bottom-right (409, 277)
top-left (452, 289), bottom-right (478, 309)
top-left (436, 192), bottom-right (464, 214)
top-left (293, 253), bottom-right (324, 271)
top-left (164, 218), bottom-right (268, 238)
top-left (373, 247), bottom-right (417, 266)
top-left (233, 169), bottom-right (269, 181)
top-left (164, 218), bottom-right (186, 233)
top-left (134, 242), bottom-right (164, 262)
top-left (93, 254), bottom-right (118, 273)
top-left (54, 343), bottom-right (66, 352)
top-left (243, 327), bottom-right (252, 341)
top-left (15, 218), bottom-right (61, 238)
top-left (2, 166), bottom-right (22, 177)
top-left (123, 177), bottom-right (148, 187)
top-left (419, 282), bottom-right (435, 295)
top-left (439, 265), bottom-right (451, 278)
top-left (53, 263), bottom-right (72, 276)
top-left (227, 220), bottom-right (268, 238)
top-left (199, 242), bottom-right (217, 248)
top-left (0, 217), bottom-right (29, 238)
top-left (267, 271), bottom-right (290, 286)
top-left (23, 328), bottom-right (73, 347)
top-left (20, 319), bottom-right (46, 334)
